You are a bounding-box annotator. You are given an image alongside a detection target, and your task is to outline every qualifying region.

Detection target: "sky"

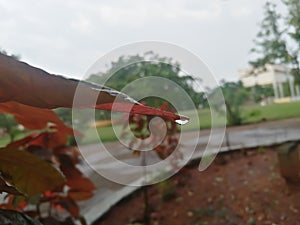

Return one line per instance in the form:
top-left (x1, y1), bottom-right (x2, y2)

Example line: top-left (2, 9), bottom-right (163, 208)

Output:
top-left (0, 0), bottom-right (285, 82)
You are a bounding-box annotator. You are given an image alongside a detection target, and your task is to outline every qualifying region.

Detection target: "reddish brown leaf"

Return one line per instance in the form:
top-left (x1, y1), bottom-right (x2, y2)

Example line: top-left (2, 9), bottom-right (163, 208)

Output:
top-left (0, 148), bottom-right (65, 196)
top-left (0, 102), bottom-right (73, 135)
top-left (59, 165), bottom-right (82, 179)
top-left (66, 177), bottom-right (95, 201)
top-left (28, 132), bottom-right (68, 149)
top-left (94, 103), bottom-right (188, 122)
top-left (65, 177), bottom-right (95, 192)
top-left (67, 190), bottom-right (93, 201)
top-left (44, 190), bottom-right (56, 198)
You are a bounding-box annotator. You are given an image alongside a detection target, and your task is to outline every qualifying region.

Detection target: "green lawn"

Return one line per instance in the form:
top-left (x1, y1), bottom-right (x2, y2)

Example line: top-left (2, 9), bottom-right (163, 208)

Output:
top-left (179, 108), bottom-right (225, 131)
top-left (81, 125), bottom-right (122, 144)
top-left (242, 101), bottom-right (300, 123)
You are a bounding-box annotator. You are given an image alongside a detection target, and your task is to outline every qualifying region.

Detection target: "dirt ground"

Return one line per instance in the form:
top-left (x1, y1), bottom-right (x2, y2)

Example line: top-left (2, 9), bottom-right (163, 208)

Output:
top-left (96, 147), bottom-right (300, 225)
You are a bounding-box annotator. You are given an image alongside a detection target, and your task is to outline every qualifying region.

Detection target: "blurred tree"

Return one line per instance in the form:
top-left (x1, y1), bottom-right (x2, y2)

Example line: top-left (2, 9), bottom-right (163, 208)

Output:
top-left (282, 0), bottom-right (300, 83)
top-left (87, 52), bottom-right (202, 110)
top-left (247, 84), bottom-right (274, 103)
top-left (198, 92), bottom-right (209, 108)
top-left (220, 80), bottom-right (248, 125)
top-left (250, 1), bottom-right (290, 68)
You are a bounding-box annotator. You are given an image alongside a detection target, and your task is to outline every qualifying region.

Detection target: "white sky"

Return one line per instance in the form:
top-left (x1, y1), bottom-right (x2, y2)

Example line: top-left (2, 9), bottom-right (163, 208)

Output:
top-left (0, 0), bottom-right (284, 82)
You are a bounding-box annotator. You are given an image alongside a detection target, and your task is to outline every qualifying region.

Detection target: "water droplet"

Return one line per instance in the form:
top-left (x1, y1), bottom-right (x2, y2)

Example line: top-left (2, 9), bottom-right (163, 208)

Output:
top-left (175, 118), bottom-right (189, 125)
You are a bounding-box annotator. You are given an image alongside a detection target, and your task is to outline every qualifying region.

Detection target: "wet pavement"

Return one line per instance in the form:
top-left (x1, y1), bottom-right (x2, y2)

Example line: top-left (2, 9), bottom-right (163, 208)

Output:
top-left (79, 118), bottom-right (300, 224)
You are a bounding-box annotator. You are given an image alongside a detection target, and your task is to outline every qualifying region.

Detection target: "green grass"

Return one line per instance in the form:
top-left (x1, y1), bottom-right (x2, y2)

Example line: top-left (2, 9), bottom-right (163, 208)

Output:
top-left (242, 101), bottom-right (300, 123)
top-left (81, 125), bottom-right (122, 144)
top-left (179, 108), bottom-right (226, 131)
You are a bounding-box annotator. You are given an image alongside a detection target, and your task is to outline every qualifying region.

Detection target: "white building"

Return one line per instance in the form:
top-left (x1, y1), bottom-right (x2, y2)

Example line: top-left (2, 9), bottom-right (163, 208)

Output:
top-left (239, 64), bottom-right (300, 102)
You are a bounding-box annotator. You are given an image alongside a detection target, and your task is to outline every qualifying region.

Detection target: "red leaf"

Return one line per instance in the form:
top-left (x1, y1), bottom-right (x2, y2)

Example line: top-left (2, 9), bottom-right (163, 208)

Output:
top-left (67, 190), bottom-right (93, 201)
top-left (60, 165), bottom-right (83, 179)
top-left (55, 147), bottom-right (82, 178)
top-left (0, 102), bottom-right (74, 135)
top-left (29, 132), bottom-right (68, 149)
top-left (65, 177), bottom-right (95, 200)
top-left (44, 190), bottom-right (55, 198)
top-left (65, 177), bottom-right (95, 192)
top-left (94, 103), bottom-right (188, 122)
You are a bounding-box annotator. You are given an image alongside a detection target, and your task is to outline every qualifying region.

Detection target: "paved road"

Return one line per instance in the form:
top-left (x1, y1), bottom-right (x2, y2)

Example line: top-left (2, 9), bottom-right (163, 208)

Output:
top-left (79, 118), bottom-right (300, 224)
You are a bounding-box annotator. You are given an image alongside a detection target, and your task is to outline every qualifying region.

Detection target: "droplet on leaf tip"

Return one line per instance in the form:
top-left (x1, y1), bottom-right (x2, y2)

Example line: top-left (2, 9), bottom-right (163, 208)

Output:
top-left (175, 118), bottom-right (189, 125)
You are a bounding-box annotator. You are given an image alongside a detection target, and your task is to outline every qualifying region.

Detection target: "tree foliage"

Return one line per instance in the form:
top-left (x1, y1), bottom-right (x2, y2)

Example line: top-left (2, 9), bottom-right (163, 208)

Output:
top-left (220, 81), bottom-right (248, 125)
top-left (250, 1), bottom-right (290, 68)
top-left (87, 52), bottom-right (202, 109)
top-left (250, 0), bottom-right (300, 83)
top-left (210, 80), bottom-right (271, 126)
top-left (248, 84), bottom-right (274, 103)
top-left (282, 0), bottom-right (300, 83)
